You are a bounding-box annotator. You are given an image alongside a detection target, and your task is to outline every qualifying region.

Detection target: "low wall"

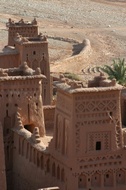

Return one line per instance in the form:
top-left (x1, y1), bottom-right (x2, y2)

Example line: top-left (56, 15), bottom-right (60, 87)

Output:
top-left (51, 39), bottom-right (92, 73)
top-left (57, 39), bottom-right (91, 64)
top-left (12, 130), bottom-right (56, 190)
top-left (48, 35), bottom-right (79, 44)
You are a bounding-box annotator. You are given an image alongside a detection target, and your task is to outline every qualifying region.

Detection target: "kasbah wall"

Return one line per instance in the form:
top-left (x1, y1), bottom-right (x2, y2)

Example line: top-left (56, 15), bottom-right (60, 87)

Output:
top-left (0, 18), bottom-right (126, 190)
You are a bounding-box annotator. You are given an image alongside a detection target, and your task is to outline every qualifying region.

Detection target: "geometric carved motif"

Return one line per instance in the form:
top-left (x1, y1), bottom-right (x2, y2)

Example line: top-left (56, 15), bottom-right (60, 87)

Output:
top-left (115, 119), bottom-right (122, 148)
top-left (76, 99), bottom-right (116, 113)
top-left (78, 153), bottom-right (122, 163)
top-left (76, 112), bottom-right (113, 125)
top-left (88, 132), bottom-right (111, 151)
top-left (104, 133), bottom-right (110, 150)
top-left (89, 133), bottom-right (94, 151)
top-left (75, 95), bottom-right (119, 128)
top-left (75, 124), bottom-right (80, 153)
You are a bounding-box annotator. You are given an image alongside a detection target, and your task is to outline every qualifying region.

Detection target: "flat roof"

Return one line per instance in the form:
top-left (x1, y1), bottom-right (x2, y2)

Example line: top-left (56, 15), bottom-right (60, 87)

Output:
top-left (54, 81), bottom-right (123, 94)
top-left (0, 46), bottom-right (18, 55)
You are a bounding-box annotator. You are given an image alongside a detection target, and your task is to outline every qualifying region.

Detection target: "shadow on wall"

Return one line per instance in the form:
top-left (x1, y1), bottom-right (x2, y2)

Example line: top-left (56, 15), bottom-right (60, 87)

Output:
top-left (24, 124), bottom-right (35, 133)
top-left (72, 43), bottom-right (85, 56)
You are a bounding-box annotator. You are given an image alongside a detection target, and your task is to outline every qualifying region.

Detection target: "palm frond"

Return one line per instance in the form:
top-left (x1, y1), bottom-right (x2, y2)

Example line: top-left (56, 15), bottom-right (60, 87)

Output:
top-left (100, 58), bottom-right (126, 85)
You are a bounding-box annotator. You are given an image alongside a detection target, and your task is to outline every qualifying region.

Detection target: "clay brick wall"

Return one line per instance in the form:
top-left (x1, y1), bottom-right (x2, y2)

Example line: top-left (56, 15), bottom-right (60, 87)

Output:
top-left (0, 123), bottom-right (6, 190)
top-left (15, 39), bottom-right (51, 105)
top-left (0, 53), bottom-right (19, 69)
top-left (0, 77), bottom-right (45, 136)
top-left (12, 130), bottom-right (57, 190)
top-left (43, 106), bottom-right (55, 130)
top-left (8, 26), bottom-right (38, 46)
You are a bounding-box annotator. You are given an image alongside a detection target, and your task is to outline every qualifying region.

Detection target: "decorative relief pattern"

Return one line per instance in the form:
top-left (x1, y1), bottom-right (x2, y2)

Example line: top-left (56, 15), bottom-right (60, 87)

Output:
top-left (75, 96), bottom-right (118, 127)
top-left (74, 169), bottom-right (126, 189)
top-left (88, 133), bottom-right (94, 151)
top-left (76, 99), bottom-right (116, 113)
top-left (77, 112), bottom-right (112, 120)
top-left (77, 155), bottom-right (122, 173)
top-left (75, 93), bottom-right (116, 101)
top-left (104, 133), bottom-right (110, 150)
top-left (75, 124), bottom-right (80, 153)
top-left (115, 119), bottom-right (122, 148)
top-left (78, 163), bottom-right (123, 174)
top-left (88, 132), bottom-right (111, 151)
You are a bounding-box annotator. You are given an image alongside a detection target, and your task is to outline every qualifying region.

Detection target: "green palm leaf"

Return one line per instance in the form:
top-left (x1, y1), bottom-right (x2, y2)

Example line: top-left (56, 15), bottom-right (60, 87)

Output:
top-left (101, 58), bottom-right (126, 86)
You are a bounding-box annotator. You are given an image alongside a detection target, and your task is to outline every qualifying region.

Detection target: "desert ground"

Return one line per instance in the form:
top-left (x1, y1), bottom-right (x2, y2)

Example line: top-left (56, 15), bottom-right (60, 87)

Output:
top-left (0, 0), bottom-right (126, 80)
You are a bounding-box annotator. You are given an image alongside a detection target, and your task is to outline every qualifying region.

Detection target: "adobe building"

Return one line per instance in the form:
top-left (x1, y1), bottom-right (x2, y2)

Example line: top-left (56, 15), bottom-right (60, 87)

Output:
top-left (1, 18), bottom-right (126, 190)
top-left (14, 32), bottom-right (51, 105)
top-left (0, 63), bottom-right (46, 190)
top-left (1, 69), bottom-right (126, 190)
top-left (49, 74), bottom-right (126, 190)
top-left (0, 18), bottom-right (51, 105)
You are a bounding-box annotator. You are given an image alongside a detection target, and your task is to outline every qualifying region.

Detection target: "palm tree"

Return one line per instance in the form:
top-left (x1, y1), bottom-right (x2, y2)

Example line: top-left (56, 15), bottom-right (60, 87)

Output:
top-left (101, 58), bottom-right (126, 85)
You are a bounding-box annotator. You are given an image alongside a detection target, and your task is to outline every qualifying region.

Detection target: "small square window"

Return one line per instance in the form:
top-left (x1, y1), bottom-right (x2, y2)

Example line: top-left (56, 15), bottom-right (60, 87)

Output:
top-left (96, 141), bottom-right (101, 150)
top-left (106, 174), bottom-right (109, 178)
top-left (33, 51), bottom-right (36, 55)
top-left (79, 178), bottom-right (82, 182)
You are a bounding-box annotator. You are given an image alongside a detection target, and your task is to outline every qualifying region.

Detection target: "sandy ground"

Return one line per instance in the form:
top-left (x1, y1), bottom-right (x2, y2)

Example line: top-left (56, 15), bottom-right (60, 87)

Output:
top-left (0, 0), bottom-right (126, 79)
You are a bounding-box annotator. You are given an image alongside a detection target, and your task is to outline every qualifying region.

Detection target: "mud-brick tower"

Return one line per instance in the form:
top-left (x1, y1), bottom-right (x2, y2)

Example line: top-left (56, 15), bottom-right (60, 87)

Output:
top-left (50, 74), bottom-right (126, 190)
top-left (0, 65), bottom-right (46, 138)
top-left (6, 18), bottom-right (38, 46)
top-left (0, 64), bottom-right (45, 189)
top-left (14, 33), bottom-right (51, 105)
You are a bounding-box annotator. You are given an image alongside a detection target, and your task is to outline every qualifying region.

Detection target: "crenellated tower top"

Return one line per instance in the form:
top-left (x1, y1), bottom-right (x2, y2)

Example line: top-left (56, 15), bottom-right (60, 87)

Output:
top-left (6, 18), bottom-right (38, 46)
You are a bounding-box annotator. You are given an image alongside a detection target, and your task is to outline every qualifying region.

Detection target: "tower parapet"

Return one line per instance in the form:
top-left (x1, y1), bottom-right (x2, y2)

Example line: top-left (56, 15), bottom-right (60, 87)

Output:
top-left (6, 18), bottom-right (38, 27)
top-left (6, 18), bottom-right (38, 46)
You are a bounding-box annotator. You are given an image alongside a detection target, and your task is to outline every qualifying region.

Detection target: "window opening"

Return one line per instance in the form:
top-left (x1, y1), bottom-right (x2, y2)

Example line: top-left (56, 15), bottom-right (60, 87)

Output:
top-left (96, 141), bottom-right (101, 150)
top-left (33, 51), bottom-right (36, 55)
top-left (106, 174), bottom-right (109, 178)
